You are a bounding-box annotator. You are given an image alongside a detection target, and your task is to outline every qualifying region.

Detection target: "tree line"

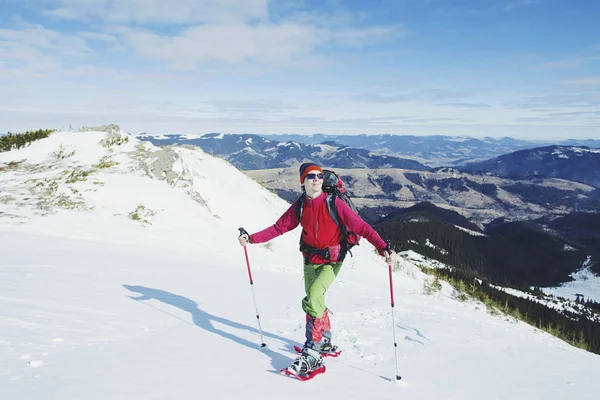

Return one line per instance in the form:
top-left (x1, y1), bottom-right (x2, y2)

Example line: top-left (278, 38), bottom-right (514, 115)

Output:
top-left (1, 129), bottom-right (54, 152)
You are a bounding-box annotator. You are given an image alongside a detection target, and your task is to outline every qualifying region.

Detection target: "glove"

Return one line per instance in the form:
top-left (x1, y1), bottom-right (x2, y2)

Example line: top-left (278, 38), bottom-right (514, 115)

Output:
top-left (238, 233), bottom-right (250, 246)
top-left (383, 250), bottom-right (397, 265)
top-left (380, 242), bottom-right (396, 264)
top-left (238, 227), bottom-right (251, 246)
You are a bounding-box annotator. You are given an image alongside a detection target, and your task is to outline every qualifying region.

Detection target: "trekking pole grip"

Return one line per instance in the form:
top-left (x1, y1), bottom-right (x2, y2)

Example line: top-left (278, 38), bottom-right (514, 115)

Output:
top-left (385, 239), bottom-right (393, 252)
top-left (239, 227), bottom-right (249, 237)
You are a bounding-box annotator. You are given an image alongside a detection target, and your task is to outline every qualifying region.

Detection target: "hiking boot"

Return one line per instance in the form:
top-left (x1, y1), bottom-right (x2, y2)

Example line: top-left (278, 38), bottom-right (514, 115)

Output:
top-left (319, 341), bottom-right (340, 356)
top-left (289, 347), bottom-right (323, 375)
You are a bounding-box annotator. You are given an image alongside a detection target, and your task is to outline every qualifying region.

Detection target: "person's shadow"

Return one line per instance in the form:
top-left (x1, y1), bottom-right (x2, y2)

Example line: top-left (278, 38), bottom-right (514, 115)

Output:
top-left (123, 284), bottom-right (297, 374)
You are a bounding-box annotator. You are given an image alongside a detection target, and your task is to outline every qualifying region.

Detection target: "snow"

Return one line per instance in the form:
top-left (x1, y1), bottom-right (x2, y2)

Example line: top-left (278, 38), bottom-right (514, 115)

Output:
top-left (564, 243), bottom-right (578, 251)
top-left (138, 133), bottom-right (172, 140)
top-left (491, 285), bottom-right (598, 320)
top-left (275, 141), bottom-right (302, 150)
top-left (425, 238), bottom-right (448, 255)
top-left (313, 144), bottom-right (339, 158)
top-left (543, 257), bottom-right (600, 303)
top-left (444, 137), bottom-right (470, 143)
top-left (454, 225), bottom-right (487, 237)
top-left (1, 130), bottom-right (600, 399)
top-left (178, 134), bottom-right (203, 140)
top-left (568, 147), bottom-right (600, 155)
top-left (552, 149), bottom-right (569, 159)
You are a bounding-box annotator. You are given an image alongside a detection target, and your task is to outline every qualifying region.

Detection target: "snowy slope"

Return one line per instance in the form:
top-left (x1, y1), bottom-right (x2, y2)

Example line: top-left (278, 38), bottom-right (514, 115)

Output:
top-left (543, 257), bottom-right (600, 303)
top-left (1, 129), bottom-right (599, 400)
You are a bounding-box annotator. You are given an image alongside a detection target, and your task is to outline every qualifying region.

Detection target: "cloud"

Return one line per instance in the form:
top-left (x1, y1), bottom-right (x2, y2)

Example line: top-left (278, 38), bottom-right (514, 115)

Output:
top-left (78, 31), bottom-right (119, 43)
top-left (35, 0), bottom-right (402, 69)
top-left (325, 25), bottom-right (404, 47)
top-left (513, 109), bottom-right (600, 124)
top-left (436, 102), bottom-right (492, 109)
top-left (351, 89), bottom-right (471, 103)
top-left (211, 100), bottom-right (298, 113)
top-left (546, 110), bottom-right (600, 117)
top-left (561, 76), bottom-right (600, 86)
top-left (503, 0), bottom-right (541, 12)
top-left (44, 0), bottom-right (269, 25)
top-left (117, 19), bottom-right (399, 69)
top-left (0, 23), bottom-right (92, 76)
top-left (119, 23), bottom-right (321, 68)
top-left (507, 91), bottom-right (600, 110)
top-left (527, 55), bottom-right (600, 71)
top-left (0, 23), bottom-right (91, 55)
top-left (349, 93), bottom-right (412, 103)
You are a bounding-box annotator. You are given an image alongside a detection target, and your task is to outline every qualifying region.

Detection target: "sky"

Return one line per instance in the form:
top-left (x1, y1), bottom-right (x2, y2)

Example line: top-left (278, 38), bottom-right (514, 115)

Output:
top-left (0, 0), bottom-right (599, 140)
top-left (1, 129), bottom-right (599, 399)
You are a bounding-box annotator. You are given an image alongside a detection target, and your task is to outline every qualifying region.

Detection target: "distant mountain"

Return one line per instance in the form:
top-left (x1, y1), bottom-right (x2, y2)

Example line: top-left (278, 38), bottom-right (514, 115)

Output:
top-left (263, 134), bottom-right (600, 167)
top-left (136, 133), bottom-right (430, 171)
top-left (459, 146), bottom-right (600, 188)
top-left (137, 133), bottom-right (600, 168)
top-left (245, 166), bottom-right (600, 228)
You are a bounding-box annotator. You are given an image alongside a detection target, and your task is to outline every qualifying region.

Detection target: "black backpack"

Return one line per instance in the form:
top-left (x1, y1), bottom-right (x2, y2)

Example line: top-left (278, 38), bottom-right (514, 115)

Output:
top-left (295, 169), bottom-right (361, 258)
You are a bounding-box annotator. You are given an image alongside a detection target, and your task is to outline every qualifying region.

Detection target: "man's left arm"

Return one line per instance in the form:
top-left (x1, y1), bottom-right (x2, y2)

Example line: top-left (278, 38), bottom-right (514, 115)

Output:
top-left (336, 198), bottom-right (388, 253)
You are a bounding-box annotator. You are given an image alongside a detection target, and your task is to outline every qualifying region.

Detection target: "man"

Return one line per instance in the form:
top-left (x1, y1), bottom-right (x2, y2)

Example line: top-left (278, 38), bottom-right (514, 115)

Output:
top-left (239, 162), bottom-right (396, 376)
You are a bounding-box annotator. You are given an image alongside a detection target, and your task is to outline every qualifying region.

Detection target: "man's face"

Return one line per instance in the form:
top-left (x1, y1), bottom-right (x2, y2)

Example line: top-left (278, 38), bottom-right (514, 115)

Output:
top-left (303, 169), bottom-right (323, 194)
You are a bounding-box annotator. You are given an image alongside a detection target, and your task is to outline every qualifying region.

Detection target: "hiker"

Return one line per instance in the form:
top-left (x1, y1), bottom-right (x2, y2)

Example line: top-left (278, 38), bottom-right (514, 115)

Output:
top-left (238, 162), bottom-right (396, 376)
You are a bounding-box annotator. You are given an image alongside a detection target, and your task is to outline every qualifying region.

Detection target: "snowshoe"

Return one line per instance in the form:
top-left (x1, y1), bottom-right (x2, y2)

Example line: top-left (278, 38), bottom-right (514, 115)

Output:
top-left (280, 348), bottom-right (326, 381)
top-left (294, 344), bottom-right (342, 358)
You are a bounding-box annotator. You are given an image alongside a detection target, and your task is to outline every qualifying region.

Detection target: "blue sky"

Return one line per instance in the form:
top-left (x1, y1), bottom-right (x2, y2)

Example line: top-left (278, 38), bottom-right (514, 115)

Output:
top-left (0, 0), bottom-right (598, 139)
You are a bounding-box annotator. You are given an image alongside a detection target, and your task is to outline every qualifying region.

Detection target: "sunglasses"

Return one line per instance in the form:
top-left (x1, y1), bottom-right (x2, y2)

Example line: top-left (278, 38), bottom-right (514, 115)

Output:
top-left (306, 173), bottom-right (324, 180)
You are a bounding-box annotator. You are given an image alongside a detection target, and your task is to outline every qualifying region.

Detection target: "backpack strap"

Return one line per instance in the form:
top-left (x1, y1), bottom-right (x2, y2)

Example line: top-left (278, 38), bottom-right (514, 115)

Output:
top-left (295, 193), bottom-right (308, 256)
top-left (294, 193), bottom-right (306, 221)
top-left (325, 193), bottom-right (340, 227)
top-left (326, 194), bottom-right (351, 258)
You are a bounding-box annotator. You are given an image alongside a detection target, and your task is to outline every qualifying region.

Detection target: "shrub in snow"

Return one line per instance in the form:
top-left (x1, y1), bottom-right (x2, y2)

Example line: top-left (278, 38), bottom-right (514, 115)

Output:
top-left (51, 144), bottom-right (76, 160)
top-left (128, 204), bottom-right (156, 226)
top-left (93, 156), bottom-right (119, 169)
top-left (423, 276), bottom-right (442, 295)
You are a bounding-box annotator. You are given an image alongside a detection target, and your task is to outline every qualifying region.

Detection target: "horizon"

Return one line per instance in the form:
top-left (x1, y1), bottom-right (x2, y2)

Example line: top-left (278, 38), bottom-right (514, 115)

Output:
top-left (1, 0), bottom-right (599, 140)
top-left (2, 129), bottom-right (600, 144)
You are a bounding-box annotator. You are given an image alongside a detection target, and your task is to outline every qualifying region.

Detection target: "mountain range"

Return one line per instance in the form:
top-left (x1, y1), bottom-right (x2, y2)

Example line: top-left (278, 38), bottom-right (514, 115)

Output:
top-left (136, 133), bottom-right (430, 170)
top-left (460, 145), bottom-right (600, 188)
top-left (245, 165), bottom-right (600, 228)
top-left (138, 133), bottom-right (600, 174)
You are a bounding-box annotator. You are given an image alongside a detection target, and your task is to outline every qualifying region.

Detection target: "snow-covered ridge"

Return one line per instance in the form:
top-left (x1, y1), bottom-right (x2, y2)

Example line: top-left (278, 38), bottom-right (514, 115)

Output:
top-left (0, 126), bottom-right (289, 245)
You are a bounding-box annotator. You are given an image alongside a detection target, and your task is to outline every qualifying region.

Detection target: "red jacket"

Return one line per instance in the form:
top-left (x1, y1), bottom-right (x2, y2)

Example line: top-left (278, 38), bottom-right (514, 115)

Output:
top-left (250, 192), bottom-right (387, 263)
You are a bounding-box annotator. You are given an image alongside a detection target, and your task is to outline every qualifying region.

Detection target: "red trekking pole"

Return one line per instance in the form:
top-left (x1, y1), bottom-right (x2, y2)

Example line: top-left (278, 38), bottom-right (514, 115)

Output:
top-left (386, 241), bottom-right (402, 382)
top-left (239, 228), bottom-right (266, 348)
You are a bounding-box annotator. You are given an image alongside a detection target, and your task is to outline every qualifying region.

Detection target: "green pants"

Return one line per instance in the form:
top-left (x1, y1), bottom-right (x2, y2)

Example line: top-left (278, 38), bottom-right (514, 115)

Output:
top-left (302, 262), bottom-right (343, 318)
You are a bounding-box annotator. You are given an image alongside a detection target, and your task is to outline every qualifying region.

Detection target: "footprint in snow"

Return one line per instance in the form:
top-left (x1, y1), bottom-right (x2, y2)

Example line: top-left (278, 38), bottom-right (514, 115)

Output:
top-left (28, 360), bottom-right (45, 368)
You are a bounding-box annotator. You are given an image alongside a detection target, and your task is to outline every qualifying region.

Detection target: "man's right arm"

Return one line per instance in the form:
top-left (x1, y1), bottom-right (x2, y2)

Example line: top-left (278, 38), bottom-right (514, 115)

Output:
top-left (249, 202), bottom-right (300, 244)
